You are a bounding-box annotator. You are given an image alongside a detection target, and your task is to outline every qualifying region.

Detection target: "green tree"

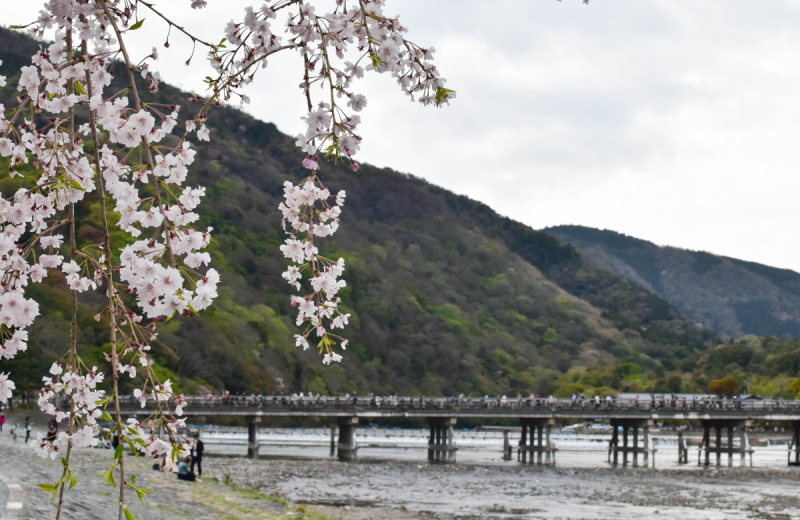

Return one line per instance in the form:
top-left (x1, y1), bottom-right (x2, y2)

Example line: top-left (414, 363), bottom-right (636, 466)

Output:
top-left (708, 376), bottom-right (739, 397)
top-left (666, 375), bottom-right (683, 393)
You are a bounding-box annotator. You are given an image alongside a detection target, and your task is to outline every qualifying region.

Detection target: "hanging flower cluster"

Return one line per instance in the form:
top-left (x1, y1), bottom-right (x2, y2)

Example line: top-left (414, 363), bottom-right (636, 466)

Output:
top-left (279, 175), bottom-right (349, 363)
top-left (204, 0), bottom-right (454, 173)
top-left (33, 363), bottom-right (105, 460)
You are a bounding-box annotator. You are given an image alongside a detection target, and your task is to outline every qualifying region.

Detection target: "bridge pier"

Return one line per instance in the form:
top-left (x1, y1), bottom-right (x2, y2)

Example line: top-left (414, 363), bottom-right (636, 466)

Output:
top-left (502, 430), bottom-right (513, 460)
top-left (608, 419), bottom-right (649, 467)
top-left (677, 431), bottom-right (689, 464)
top-left (518, 418), bottom-right (554, 465)
top-left (247, 416), bottom-right (260, 459)
top-left (427, 417), bottom-right (457, 463)
top-left (789, 421), bottom-right (800, 466)
top-left (337, 416), bottom-right (359, 461)
top-left (699, 419), bottom-right (746, 467)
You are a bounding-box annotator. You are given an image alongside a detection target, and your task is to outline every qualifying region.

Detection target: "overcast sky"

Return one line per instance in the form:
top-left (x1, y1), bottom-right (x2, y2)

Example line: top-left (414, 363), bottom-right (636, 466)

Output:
top-left (7, 1), bottom-right (800, 271)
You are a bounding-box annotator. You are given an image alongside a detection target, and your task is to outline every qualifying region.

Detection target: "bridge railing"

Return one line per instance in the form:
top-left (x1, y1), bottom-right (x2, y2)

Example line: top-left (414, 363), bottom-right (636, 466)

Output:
top-left (116, 395), bottom-right (800, 414)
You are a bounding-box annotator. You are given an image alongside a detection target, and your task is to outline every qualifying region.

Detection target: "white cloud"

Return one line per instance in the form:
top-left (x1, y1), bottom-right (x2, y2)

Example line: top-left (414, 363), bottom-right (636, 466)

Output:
top-left (6, 0), bottom-right (800, 271)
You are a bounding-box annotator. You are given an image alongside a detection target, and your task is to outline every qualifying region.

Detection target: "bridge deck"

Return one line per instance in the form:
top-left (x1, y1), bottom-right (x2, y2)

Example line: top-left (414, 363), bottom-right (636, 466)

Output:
top-left (118, 396), bottom-right (800, 422)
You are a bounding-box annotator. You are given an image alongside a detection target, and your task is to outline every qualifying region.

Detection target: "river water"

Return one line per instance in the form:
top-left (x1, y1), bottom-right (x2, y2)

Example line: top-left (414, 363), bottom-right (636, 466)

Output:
top-left (196, 427), bottom-right (800, 519)
top-left (200, 427), bottom-right (793, 469)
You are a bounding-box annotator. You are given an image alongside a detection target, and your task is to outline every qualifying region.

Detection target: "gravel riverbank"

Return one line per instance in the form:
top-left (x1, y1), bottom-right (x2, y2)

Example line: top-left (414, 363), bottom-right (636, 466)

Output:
top-left (202, 455), bottom-right (800, 519)
top-left (0, 434), bottom-right (335, 520)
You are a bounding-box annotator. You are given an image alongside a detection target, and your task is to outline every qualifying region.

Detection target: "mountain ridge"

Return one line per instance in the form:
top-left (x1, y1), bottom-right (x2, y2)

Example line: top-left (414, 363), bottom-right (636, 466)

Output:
top-left (0, 28), bottom-right (721, 400)
top-left (545, 225), bottom-right (800, 339)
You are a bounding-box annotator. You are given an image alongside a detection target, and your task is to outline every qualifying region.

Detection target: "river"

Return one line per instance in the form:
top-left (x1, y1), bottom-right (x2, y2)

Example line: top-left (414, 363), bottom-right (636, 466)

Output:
top-left (194, 427), bottom-right (800, 519)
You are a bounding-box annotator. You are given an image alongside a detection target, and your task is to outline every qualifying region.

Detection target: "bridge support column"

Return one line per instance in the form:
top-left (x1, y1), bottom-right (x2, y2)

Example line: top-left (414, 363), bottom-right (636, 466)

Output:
top-left (609, 419), bottom-right (649, 467)
top-left (502, 430), bottom-right (513, 460)
top-left (337, 416), bottom-right (358, 461)
top-left (518, 418), bottom-right (554, 465)
top-left (678, 432), bottom-right (689, 464)
top-left (427, 417), bottom-right (457, 463)
top-left (789, 421), bottom-right (800, 466)
top-left (247, 416), bottom-right (260, 459)
top-left (699, 420), bottom-right (746, 467)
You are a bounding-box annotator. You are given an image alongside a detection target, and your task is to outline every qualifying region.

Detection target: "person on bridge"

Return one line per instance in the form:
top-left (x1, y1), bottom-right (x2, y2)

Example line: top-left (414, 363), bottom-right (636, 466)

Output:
top-left (24, 417), bottom-right (31, 444)
top-left (191, 433), bottom-right (204, 481)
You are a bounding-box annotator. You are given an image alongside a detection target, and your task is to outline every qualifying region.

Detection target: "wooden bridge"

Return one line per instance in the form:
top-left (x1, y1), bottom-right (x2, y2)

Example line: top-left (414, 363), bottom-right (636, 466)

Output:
top-left (118, 395), bottom-right (800, 467)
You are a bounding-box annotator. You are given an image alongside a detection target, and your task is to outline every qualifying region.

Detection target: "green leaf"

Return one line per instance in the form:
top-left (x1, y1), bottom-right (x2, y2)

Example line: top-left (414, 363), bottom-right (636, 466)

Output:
top-left (127, 440), bottom-right (140, 459)
top-left (68, 178), bottom-right (85, 191)
top-left (164, 310), bottom-right (176, 323)
top-left (37, 483), bottom-right (56, 493)
top-left (128, 19), bottom-right (145, 31)
top-left (101, 411), bottom-right (114, 423)
top-left (96, 466), bottom-right (117, 488)
top-left (124, 508), bottom-right (135, 520)
top-left (114, 445), bottom-right (123, 460)
top-left (435, 86), bottom-right (456, 107)
top-left (73, 80), bottom-right (85, 95)
top-left (369, 51), bottom-right (384, 68)
top-left (68, 470), bottom-right (78, 490)
top-left (8, 25), bottom-right (25, 29)
top-left (127, 480), bottom-right (152, 503)
top-left (95, 395), bottom-right (114, 406)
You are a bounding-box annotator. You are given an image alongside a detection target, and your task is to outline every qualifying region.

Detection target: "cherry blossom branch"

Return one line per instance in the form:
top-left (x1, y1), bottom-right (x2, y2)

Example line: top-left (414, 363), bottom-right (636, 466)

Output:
top-left (55, 26), bottom-right (79, 520)
top-left (100, 0), bottom-right (177, 268)
top-left (136, 1), bottom-right (218, 49)
top-left (82, 33), bottom-right (126, 520)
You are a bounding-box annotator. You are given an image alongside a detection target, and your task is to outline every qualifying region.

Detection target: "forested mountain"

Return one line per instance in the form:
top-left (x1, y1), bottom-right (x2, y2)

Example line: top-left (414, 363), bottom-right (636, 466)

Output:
top-left (0, 29), bottom-right (720, 400)
top-left (546, 225), bottom-right (800, 339)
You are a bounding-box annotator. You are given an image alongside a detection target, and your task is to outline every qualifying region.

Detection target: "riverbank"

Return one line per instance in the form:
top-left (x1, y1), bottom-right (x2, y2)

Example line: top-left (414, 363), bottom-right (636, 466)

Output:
top-left (0, 434), bottom-right (338, 520)
top-left (201, 455), bottom-right (800, 519)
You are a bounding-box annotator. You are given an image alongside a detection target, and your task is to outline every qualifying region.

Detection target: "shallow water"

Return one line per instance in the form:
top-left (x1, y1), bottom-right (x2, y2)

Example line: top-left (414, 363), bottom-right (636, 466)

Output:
top-left (198, 427), bottom-right (800, 518)
top-left (200, 427), bottom-right (794, 469)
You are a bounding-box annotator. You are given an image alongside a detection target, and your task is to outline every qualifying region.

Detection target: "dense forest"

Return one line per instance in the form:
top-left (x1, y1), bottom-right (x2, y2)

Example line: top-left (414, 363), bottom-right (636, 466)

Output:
top-left (7, 28), bottom-right (793, 403)
top-left (547, 225), bottom-right (800, 339)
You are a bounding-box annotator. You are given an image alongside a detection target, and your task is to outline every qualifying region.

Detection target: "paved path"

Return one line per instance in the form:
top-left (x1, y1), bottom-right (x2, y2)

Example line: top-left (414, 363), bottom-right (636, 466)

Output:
top-left (0, 473), bottom-right (24, 520)
top-left (0, 434), bottom-right (334, 520)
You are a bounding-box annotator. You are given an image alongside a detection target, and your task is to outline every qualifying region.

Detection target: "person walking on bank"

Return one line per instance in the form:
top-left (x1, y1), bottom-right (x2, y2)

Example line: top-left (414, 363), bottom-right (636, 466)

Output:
top-left (24, 417), bottom-right (31, 444)
top-left (191, 433), bottom-right (204, 481)
top-left (0, 412), bottom-right (5, 432)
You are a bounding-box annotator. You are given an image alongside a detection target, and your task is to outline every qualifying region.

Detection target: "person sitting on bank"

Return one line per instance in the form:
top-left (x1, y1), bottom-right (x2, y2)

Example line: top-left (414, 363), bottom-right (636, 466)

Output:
top-left (177, 457), bottom-right (196, 482)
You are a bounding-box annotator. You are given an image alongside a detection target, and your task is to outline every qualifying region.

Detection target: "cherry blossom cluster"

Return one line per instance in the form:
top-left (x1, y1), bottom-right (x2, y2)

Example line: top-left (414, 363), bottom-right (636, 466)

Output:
top-left (0, 3), bottom-right (221, 496)
top-left (124, 415), bottom-right (191, 461)
top-left (0, 25), bottom-right (213, 413)
top-left (279, 175), bottom-right (349, 364)
top-left (33, 362), bottom-right (106, 460)
top-left (205, 0), bottom-right (453, 173)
